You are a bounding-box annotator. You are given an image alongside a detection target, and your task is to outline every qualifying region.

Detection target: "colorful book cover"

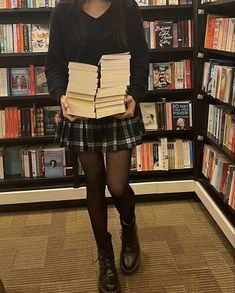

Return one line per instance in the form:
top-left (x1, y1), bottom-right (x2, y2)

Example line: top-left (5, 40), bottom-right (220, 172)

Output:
top-left (44, 148), bottom-right (64, 178)
top-left (140, 102), bottom-right (158, 130)
top-left (153, 62), bottom-right (174, 89)
top-left (31, 24), bottom-right (49, 52)
top-left (43, 106), bottom-right (61, 136)
top-left (171, 102), bottom-right (191, 130)
top-left (155, 21), bottom-right (173, 49)
top-left (35, 66), bottom-right (49, 95)
top-left (10, 68), bottom-right (29, 96)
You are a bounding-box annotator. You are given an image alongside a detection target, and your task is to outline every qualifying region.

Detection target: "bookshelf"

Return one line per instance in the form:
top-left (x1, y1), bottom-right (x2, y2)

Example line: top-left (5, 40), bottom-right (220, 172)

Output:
top-left (0, 1), bottom-right (234, 246)
top-left (195, 0), bottom-right (235, 244)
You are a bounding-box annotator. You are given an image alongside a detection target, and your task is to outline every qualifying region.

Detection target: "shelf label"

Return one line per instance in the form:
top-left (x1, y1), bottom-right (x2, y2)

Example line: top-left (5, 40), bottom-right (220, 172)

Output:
top-left (197, 135), bottom-right (204, 141)
top-left (197, 94), bottom-right (204, 100)
top-left (198, 9), bottom-right (204, 15)
top-left (197, 52), bottom-right (204, 59)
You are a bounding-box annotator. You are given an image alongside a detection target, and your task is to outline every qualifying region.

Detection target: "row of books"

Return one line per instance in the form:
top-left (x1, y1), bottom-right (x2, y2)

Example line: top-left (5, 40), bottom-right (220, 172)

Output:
top-left (140, 101), bottom-right (192, 131)
top-left (204, 15), bottom-right (235, 53)
top-left (201, 0), bottom-right (219, 3)
top-left (148, 60), bottom-right (192, 90)
top-left (0, 0), bottom-right (58, 8)
top-left (144, 20), bottom-right (193, 49)
top-left (0, 138), bottom-right (194, 180)
top-left (0, 106), bottom-right (60, 138)
top-left (0, 23), bottom-right (49, 53)
top-left (0, 66), bottom-right (48, 96)
top-left (136, 0), bottom-right (192, 6)
top-left (0, 146), bottom-right (68, 179)
top-left (132, 139), bottom-right (193, 171)
top-left (207, 105), bottom-right (235, 153)
top-left (202, 144), bottom-right (235, 211)
top-left (202, 60), bottom-right (235, 105)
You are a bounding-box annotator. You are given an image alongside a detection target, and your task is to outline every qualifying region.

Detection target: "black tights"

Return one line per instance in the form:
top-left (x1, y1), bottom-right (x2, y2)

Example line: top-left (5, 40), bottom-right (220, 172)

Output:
top-left (77, 149), bottom-right (135, 248)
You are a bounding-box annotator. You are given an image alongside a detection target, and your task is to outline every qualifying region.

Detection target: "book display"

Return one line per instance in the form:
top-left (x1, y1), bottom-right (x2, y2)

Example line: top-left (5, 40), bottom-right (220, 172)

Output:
top-left (0, 0), bottom-right (234, 247)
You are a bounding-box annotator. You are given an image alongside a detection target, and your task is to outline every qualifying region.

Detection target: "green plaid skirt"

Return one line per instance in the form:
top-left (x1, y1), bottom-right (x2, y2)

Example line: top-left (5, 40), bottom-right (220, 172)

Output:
top-left (55, 105), bottom-right (145, 153)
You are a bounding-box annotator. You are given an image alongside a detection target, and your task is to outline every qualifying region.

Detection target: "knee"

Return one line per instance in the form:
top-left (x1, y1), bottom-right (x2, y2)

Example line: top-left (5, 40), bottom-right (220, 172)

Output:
top-left (86, 173), bottom-right (106, 193)
top-left (107, 183), bottom-right (127, 198)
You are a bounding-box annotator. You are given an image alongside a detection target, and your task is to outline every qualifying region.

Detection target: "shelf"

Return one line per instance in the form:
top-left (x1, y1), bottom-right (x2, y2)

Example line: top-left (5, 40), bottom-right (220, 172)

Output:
top-left (199, 0), bottom-right (235, 9)
top-left (0, 175), bottom-right (74, 192)
top-left (205, 133), bottom-right (235, 163)
top-left (206, 94), bottom-right (235, 112)
top-left (0, 52), bottom-right (47, 57)
top-left (198, 177), bottom-right (235, 227)
top-left (0, 169), bottom-right (194, 192)
top-left (200, 48), bottom-right (235, 59)
top-left (150, 48), bottom-right (194, 61)
top-left (140, 4), bottom-right (193, 10)
top-left (0, 136), bottom-right (55, 145)
top-left (143, 129), bottom-right (194, 140)
top-left (0, 8), bottom-right (53, 13)
top-left (130, 168), bottom-right (194, 182)
top-left (0, 94), bottom-right (51, 102)
top-left (146, 89), bottom-right (193, 100)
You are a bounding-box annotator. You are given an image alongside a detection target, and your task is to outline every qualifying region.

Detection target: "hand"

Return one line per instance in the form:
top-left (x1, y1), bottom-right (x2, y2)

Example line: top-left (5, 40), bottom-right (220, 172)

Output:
top-left (60, 95), bottom-right (87, 122)
top-left (113, 95), bottom-right (136, 120)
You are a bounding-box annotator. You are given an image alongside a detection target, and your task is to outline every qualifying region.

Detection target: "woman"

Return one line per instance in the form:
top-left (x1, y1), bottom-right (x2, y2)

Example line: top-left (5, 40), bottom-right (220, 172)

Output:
top-left (45, 0), bottom-right (149, 292)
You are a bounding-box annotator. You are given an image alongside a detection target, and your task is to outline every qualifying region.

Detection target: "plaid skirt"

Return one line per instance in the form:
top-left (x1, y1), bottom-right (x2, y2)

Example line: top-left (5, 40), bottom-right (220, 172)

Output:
top-left (55, 105), bottom-right (145, 153)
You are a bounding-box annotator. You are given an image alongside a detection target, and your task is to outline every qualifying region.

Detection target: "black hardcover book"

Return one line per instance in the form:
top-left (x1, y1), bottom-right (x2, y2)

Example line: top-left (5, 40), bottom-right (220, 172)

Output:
top-left (155, 21), bottom-right (173, 49)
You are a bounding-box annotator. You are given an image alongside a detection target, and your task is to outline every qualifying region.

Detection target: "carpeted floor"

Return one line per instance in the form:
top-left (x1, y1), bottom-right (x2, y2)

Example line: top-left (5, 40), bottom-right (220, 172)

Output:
top-left (0, 199), bottom-right (234, 293)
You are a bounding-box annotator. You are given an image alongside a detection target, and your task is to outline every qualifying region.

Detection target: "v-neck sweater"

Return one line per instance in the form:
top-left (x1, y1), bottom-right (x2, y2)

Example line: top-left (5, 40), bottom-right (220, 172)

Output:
top-left (45, 0), bottom-right (149, 104)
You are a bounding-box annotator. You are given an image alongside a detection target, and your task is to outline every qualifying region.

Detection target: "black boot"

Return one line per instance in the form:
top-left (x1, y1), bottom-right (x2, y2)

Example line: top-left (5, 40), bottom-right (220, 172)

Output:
top-left (97, 233), bottom-right (121, 293)
top-left (120, 217), bottom-right (141, 274)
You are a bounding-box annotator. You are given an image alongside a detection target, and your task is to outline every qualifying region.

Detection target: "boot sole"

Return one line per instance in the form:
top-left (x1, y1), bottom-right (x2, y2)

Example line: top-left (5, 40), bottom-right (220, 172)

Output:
top-left (98, 281), bottom-right (121, 293)
top-left (120, 251), bottom-right (141, 274)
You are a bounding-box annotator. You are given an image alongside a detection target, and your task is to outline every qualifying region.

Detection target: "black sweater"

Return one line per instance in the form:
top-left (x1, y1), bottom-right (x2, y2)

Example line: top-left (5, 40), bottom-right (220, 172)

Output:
top-left (45, 0), bottom-right (149, 104)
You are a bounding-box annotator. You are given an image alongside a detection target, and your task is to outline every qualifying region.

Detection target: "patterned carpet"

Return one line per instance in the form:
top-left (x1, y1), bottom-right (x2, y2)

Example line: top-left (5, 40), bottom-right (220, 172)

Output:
top-left (0, 199), bottom-right (234, 293)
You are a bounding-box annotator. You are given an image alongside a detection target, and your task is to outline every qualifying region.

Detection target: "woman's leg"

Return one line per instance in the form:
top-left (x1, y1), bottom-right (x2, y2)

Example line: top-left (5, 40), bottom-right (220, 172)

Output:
top-left (77, 151), bottom-right (107, 247)
top-left (77, 151), bottom-right (120, 292)
top-left (105, 149), bottom-right (135, 224)
top-left (106, 149), bottom-right (140, 274)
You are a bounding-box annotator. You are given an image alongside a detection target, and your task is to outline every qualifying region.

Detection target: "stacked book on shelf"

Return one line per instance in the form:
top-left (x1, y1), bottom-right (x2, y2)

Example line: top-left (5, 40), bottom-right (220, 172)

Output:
top-left (202, 60), bottom-right (235, 106)
top-left (0, 106), bottom-right (60, 138)
top-left (0, 146), bottom-right (68, 180)
top-left (202, 144), bottom-right (235, 210)
top-left (204, 15), bottom-right (235, 52)
top-left (148, 60), bottom-right (191, 90)
top-left (67, 53), bottom-right (130, 119)
top-left (0, 0), bottom-right (58, 8)
top-left (140, 100), bottom-right (192, 131)
top-left (0, 66), bottom-right (48, 96)
top-left (144, 20), bottom-right (193, 49)
top-left (131, 139), bottom-right (193, 171)
top-left (136, 0), bottom-right (192, 6)
top-left (207, 105), bottom-right (235, 153)
top-left (0, 24), bottom-right (49, 53)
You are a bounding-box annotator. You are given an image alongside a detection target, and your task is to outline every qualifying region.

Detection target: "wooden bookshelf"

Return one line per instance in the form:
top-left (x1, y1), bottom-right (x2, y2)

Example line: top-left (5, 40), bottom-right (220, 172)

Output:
top-left (0, 136), bottom-right (55, 145)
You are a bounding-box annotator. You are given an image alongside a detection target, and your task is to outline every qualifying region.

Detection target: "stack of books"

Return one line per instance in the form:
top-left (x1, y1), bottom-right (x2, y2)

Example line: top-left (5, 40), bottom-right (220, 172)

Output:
top-left (66, 62), bottom-right (98, 118)
top-left (66, 53), bottom-right (130, 119)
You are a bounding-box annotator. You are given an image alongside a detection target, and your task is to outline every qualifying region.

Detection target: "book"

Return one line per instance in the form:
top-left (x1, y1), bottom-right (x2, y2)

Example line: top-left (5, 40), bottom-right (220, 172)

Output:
top-left (43, 106), bottom-right (61, 136)
top-left (44, 148), bottom-right (65, 178)
top-left (153, 62), bottom-right (174, 89)
top-left (35, 66), bottom-right (49, 95)
top-left (171, 102), bottom-right (192, 130)
top-left (31, 24), bottom-right (49, 52)
top-left (9, 67), bottom-right (29, 96)
top-left (140, 103), bottom-right (158, 130)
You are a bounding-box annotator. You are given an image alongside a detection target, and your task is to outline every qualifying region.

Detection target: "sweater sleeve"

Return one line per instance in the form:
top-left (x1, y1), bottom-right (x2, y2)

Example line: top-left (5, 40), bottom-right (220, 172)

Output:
top-left (45, 5), bottom-right (68, 104)
top-left (127, 0), bottom-right (149, 103)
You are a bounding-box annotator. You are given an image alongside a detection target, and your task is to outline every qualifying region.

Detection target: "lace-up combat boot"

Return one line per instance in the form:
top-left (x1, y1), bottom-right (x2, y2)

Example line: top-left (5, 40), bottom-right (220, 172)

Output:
top-left (120, 217), bottom-right (140, 274)
top-left (97, 233), bottom-right (121, 293)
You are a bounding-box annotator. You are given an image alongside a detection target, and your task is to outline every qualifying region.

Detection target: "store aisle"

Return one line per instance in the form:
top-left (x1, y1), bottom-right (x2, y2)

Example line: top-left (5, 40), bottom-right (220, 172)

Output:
top-left (0, 199), bottom-right (234, 293)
